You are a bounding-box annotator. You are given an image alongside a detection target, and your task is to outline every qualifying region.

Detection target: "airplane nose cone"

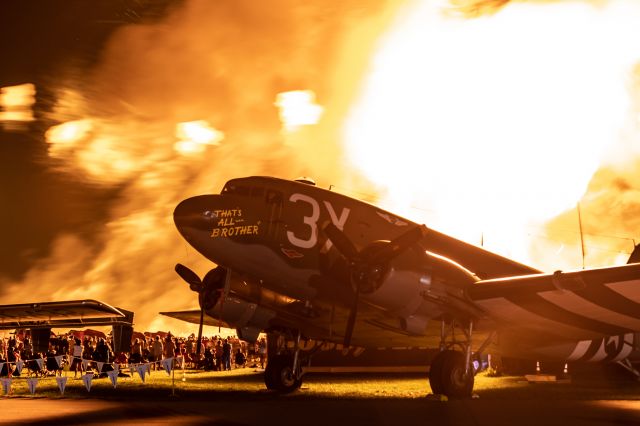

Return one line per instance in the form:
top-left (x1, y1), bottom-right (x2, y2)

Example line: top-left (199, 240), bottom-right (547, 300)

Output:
top-left (173, 195), bottom-right (219, 236)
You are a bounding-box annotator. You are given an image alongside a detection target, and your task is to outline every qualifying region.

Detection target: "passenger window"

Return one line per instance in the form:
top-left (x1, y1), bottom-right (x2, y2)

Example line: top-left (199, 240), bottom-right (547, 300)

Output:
top-left (266, 190), bottom-right (282, 204)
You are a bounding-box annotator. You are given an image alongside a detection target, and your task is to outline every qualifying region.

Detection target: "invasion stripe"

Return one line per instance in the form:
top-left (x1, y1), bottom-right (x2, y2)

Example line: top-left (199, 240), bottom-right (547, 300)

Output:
top-left (573, 284), bottom-right (640, 320)
top-left (475, 297), bottom-right (605, 340)
top-left (587, 339), bottom-right (609, 362)
top-left (576, 339), bottom-right (604, 362)
top-left (605, 280), bottom-right (640, 304)
top-left (506, 293), bottom-right (630, 337)
top-left (538, 290), bottom-right (640, 330)
top-left (566, 340), bottom-right (592, 361)
top-left (601, 335), bottom-right (631, 362)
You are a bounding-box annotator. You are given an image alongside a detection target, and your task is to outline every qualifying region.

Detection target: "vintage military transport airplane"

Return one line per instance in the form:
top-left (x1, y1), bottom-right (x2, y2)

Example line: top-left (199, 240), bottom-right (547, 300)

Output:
top-left (165, 175), bottom-right (640, 397)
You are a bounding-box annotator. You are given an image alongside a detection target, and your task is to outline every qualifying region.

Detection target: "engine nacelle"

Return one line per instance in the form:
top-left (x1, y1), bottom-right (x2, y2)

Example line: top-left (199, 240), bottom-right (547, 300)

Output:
top-left (366, 268), bottom-right (432, 315)
top-left (205, 295), bottom-right (276, 342)
top-left (362, 252), bottom-right (479, 335)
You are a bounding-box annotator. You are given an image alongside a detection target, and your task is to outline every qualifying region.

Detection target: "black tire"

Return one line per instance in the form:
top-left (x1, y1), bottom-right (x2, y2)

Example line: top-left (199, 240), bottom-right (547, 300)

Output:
top-left (264, 354), bottom-right (302, 393)
top-left (264, 360), bottom-right (278, 390)
top-left (428, 350), bottom-right (447, 395)
top-left (440, 350), bottom-right (474, 398)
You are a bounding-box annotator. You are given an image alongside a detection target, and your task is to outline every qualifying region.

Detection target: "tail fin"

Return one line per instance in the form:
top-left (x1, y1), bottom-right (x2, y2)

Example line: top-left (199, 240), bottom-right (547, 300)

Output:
top-left (628, 244), bottom-right (640, 264)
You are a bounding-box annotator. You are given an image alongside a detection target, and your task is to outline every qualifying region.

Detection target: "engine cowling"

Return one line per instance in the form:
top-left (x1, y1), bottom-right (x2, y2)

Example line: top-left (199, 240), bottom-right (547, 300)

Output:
top-left (205, 295), bottom-right (276, 342)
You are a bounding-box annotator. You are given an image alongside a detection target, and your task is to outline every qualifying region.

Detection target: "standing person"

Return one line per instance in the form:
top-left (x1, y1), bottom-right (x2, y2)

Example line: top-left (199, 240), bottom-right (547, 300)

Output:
top-left (82, 337), bottom-right (93, 360)
top-left (95, 338), bottom-right (110, 363)
top-left (163, 334), bottom-right (176, 360)
top-left (257, 338), bottom-right (267, 369)
top-left (71, 338), bottom-right (83, 378)
top-left (222, 338), bottom-right (232, 371)
top-left (214, 340), bottom-right (223, 371)
top-left (185, 335), bottom-right (195, 368)
top-left (130, 338), bottom-right (143, 364)
top-left (151, 336), bottom-right (163, 369)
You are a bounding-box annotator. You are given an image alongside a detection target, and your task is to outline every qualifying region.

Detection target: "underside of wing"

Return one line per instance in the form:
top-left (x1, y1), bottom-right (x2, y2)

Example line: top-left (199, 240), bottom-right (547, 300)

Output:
top-left (164, 294), bottom-right (466, 349)
top-left (160, 309), bottom-right (232, 329)
top-left (469, 263), bottom-right (640, 344)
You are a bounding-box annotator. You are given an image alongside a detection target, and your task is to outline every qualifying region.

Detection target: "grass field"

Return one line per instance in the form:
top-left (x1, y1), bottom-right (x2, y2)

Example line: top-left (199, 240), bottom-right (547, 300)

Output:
top-left (3, 366), bottom-right (640, 401)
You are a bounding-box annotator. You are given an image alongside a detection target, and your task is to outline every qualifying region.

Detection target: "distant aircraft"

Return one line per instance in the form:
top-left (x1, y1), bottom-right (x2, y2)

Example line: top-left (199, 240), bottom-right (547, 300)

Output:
top-left (165, 175), bottom-right (640, 397)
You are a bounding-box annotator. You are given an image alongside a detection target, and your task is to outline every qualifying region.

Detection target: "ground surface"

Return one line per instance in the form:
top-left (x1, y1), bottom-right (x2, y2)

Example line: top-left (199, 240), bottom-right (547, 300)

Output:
top-left (2, 368), bottom-right (640, 425)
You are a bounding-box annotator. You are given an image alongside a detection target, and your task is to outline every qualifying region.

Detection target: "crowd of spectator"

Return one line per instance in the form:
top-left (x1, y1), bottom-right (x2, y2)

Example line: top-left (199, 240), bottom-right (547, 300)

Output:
top-left (0, 331), bottom-right (268, 378)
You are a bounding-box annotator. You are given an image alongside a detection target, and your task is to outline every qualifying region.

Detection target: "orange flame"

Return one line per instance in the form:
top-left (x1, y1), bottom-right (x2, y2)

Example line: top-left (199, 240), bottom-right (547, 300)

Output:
top-left (45, 119), bottom-right (93, 145)
top-left (344, 0), bottom-right (640, 267)
top-left (0, 83), bottom-right (36, 123)
top-left (174, 120), bottom-right (224, 155)
top-left (275, 90), bottom-right (324, 132)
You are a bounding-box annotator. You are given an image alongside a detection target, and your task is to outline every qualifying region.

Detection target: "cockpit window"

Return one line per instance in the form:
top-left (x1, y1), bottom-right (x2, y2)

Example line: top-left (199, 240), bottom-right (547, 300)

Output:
top-left (222, 183), bottom-right (250, 196)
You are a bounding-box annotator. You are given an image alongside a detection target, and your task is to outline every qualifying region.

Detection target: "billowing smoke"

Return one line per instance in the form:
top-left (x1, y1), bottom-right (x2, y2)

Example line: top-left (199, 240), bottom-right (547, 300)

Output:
top-left (2, 0), bottom-right (402, 333)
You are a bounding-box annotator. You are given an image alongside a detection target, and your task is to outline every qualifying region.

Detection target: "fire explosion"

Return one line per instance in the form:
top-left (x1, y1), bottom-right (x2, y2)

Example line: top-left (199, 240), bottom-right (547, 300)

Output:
top-left (2, 0), bottom-right (640, 333)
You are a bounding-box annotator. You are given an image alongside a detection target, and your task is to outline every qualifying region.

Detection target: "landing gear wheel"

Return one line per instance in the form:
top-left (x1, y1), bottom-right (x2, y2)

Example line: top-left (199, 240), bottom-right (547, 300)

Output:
top-left (428, 350), bottom-right (448, 395)
top-left (264, 354), bottom-right (302, 393)
top-left (264, 362), bottom-right (278, 390)
top-left (439, 350), bottom-right (474, 398)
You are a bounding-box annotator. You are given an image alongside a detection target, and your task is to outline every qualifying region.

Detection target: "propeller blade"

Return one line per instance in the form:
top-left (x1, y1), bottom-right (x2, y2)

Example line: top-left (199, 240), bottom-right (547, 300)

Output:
top-left (324, 223), bottom-right (359, 260)
top-left (343, 287), bottom-right (360, 347)
top-left (195, 306), bottom-right (205, 368)
top-left (370, 225), bottom-right (428, 263)
top-left (202, 267), bottom-right (227, 290)
top-left (175, 263), bottom-right (202, 291)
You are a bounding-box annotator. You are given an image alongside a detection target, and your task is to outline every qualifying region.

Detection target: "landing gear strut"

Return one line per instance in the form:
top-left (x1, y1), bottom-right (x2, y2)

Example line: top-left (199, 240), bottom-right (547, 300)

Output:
top-left (429, 319), bottom-right (475, 398)
top-left (264, 330), bottom-right (305, 393)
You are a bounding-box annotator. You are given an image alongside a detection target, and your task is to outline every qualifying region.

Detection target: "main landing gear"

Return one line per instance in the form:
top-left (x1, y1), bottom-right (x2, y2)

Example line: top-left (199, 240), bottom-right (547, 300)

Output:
top-left (263, 330), bottom-right (306, 393)
top-left (428, 319), bottom-right (477, 398)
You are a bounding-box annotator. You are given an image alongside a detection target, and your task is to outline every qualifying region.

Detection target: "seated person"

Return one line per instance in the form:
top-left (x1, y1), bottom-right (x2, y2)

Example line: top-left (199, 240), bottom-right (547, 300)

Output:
top-left (234, 349), bottom-right (246, 368)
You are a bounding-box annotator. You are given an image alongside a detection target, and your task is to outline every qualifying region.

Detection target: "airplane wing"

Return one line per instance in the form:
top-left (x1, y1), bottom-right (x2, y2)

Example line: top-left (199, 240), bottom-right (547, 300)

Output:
top-left (468, 263), bottom-right (640, 343)
top-left (160, 309), bottom-right (232, 329)
top-left (420, 228), bottom-right (541, 279)
top-left (0, 300), bottom-right (132, 330)
top-left (161, 289), bottom-right (451, 349)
